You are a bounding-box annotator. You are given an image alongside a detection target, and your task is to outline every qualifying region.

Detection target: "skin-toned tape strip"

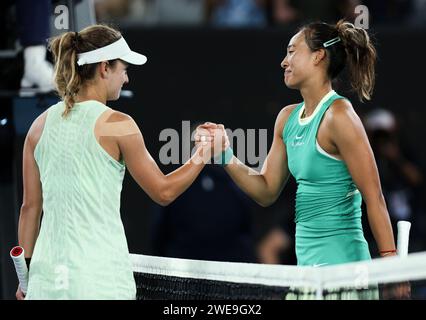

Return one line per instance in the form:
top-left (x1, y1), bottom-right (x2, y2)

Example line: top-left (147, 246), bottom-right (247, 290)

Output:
top-left (97, 120), bottom-right (140, 137)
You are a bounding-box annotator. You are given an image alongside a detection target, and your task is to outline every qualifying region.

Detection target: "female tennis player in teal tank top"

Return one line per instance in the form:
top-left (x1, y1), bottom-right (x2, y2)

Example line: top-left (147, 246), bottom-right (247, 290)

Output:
top-left (197, 20), bottom-right (398, 267)
top-left (16, 25), bottom-right (218, 300)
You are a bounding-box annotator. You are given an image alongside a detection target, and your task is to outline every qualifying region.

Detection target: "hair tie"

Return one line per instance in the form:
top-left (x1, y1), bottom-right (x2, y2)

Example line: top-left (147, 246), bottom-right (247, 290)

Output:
top-left (72, 32), bottom-right (80, 50)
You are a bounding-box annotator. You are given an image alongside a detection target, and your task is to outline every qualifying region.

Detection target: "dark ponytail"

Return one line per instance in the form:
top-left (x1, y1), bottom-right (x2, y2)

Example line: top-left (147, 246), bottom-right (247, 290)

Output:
top-left (336, 20), bottom-right (376, 102)
top-left (301, 20), bottom-right (377, 102)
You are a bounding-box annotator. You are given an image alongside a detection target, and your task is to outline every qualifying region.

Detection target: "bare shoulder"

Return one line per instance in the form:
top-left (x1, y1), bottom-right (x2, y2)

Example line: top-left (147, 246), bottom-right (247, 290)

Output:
top-left (326, 98), bottom-right (365, 137)
top-left (278, 103), bottom-right (300, 120)
top-left (98, 109), bottom-right (141, 138)
top-left (27, 110), bottom-right (48, 147)
top-left (327, 98), bottom-right (359, 122)
top-left (105, 110), bottom-right (135, 123)
top-left (275, 103), bottom-right (300, 134)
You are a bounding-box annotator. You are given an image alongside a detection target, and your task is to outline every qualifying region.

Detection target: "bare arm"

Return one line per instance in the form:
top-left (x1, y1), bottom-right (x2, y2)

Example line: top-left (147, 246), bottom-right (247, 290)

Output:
top-left (329, 100), bottom-right (396, 256)
top-left (18, 114), bottom-right (45, 258)
top-left (113, 113), bottom-right (210, 206)
top-left (221, 105), bottom-right (296, 207)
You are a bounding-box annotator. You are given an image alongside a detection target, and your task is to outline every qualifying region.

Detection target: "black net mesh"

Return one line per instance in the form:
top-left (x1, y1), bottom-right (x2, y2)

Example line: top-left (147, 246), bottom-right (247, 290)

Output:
top-left (131, 253), bottom-right (426, 300)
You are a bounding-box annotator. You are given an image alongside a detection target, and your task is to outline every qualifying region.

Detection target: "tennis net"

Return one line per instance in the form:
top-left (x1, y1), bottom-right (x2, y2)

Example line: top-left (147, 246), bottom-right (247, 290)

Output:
top-left (131, 252), bottom-right (426, 300)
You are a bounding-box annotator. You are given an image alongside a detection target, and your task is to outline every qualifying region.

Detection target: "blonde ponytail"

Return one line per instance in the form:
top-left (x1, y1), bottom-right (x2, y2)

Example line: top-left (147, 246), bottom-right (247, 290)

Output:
top-left (48, 25), bottom-right (122, 117)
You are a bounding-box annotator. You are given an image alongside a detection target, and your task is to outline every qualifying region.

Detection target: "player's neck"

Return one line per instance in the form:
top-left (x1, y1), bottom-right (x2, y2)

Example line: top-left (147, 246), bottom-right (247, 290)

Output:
top-left (300, 82), bottom-right (332, 117)
top-left (75, 84), bottom-right (107, 105)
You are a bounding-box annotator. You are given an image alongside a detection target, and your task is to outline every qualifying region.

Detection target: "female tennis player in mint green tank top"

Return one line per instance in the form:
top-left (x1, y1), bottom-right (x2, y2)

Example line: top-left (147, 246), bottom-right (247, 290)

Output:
top-left (17, 25), bottom-right (216, 300)
top-left (200, 20), bottom-right (400, 268)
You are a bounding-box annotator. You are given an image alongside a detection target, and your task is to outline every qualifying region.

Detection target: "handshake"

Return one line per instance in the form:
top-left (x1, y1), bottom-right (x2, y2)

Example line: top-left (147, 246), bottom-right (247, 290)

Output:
top-left (193, 122), bottom-right (233, 165)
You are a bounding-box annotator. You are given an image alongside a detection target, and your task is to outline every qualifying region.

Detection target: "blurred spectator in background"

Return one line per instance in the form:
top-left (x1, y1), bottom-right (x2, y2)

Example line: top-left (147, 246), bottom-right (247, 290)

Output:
top-left (269, 0), bottom-right (299, 26)
top-left (206, 0), bottom-right (268, 28)
top-left (95, 0), bottom-right (131, 21)
top-left (17, 0), bottom-right (54, 92)
top-left (144, 0), bottom-right (205, 25)
top-left (408, 0), bottom-right (426, 26)
top-left (270, 0), bottom-right (360, 27)
top-left (94, 0), bottom-right (426, 28)
top-left (96, 0), bottom-right (205, 26)
top-left (364, 108), bottom-right (425, 251)
top-left (257, 226), bottom-right (290, 264)
top-left (362, 0), bottom-right (413, 24)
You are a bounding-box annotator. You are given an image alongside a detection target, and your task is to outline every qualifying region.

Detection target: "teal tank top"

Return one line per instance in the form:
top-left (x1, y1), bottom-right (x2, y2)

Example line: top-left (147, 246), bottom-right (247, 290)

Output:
top-left (283, 90), bottom-right (371, 267)
top-left (26, 100), bottom-right (136, 299)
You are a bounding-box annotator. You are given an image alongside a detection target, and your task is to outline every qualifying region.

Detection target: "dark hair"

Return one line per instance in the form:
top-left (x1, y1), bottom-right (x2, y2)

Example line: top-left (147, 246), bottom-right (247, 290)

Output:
top-left (48, 24), bottom-right (122, 117)
top-left (300, 20), bottom-right (376, 102)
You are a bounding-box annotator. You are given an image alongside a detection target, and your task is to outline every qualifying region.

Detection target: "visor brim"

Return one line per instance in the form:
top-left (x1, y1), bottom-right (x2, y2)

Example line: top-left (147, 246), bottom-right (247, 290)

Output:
top-left (120, 51), bottom-right (147, 65)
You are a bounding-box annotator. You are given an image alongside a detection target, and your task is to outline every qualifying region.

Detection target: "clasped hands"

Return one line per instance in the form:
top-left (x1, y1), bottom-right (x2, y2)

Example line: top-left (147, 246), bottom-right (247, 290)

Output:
top-left (193, 122), bottom-right (230, 164)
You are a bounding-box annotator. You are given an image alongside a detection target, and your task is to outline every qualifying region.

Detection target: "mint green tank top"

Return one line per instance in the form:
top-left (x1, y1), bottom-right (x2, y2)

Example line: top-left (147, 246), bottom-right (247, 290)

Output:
top-left (26, 100), bottom-right (136, 299)
top-left (283, 90), bottom-right (371, 267)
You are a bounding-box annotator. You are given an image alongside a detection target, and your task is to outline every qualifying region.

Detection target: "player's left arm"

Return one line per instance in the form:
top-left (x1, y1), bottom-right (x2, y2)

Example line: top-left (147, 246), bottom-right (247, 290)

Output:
top-left (18, 113), bottom-right (45, 259)
top-left (328, 99), bottom-right (396, 256)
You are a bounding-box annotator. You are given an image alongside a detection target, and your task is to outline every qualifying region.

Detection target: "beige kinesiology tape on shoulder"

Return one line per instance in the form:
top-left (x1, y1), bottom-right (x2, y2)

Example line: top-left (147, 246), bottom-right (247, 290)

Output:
top-left (97, 119), bottom-right (140, 137)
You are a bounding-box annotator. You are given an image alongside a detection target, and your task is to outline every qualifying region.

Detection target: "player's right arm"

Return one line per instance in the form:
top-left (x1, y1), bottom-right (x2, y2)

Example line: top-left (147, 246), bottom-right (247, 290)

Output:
top-left (209, 105), bottom-right (297, 207)
top-left (110, 112), bottom-right (211, 206)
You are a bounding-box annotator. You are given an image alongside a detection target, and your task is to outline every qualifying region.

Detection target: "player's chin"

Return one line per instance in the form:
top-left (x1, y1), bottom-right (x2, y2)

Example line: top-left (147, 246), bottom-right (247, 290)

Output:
top-left (284, 79), bottom-right (299, 90)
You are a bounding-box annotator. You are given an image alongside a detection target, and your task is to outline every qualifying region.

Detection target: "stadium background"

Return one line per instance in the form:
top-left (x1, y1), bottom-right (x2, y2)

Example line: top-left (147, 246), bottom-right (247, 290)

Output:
top-left (0, 0), bottom-right (425, 299)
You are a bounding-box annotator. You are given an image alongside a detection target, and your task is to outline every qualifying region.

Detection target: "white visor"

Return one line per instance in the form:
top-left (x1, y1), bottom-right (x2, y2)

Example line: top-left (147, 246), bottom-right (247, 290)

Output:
top-left (77, 37), bottom-right (147, 66)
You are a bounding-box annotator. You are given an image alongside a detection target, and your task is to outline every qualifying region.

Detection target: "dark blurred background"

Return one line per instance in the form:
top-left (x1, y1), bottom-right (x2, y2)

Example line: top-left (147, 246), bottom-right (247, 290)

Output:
top-left (1, 0), bottom-right (425, 299)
